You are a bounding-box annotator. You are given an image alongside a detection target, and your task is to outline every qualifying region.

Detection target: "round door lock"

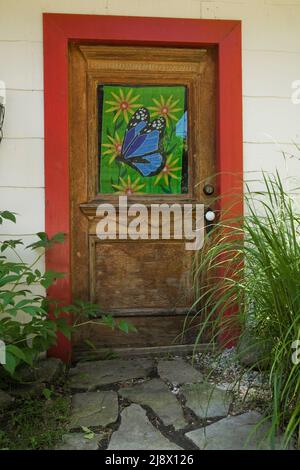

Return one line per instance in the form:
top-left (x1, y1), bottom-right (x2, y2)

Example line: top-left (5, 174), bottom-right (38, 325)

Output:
top-left (205, 210), bottom-right (216, 222)
top-left (203, 183), bottom-right (214, 196)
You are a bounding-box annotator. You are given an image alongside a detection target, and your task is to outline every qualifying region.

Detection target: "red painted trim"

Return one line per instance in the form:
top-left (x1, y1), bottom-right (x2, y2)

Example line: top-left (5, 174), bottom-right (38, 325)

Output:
top-left (43, 14), bottom-right (243, 362)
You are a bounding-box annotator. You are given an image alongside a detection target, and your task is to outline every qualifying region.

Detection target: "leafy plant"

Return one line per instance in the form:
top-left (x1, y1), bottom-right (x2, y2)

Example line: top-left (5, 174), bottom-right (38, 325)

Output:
top-left (0, 212), bottom-right (136, 378)
top-left (188, 170), bottom-right (300, 448)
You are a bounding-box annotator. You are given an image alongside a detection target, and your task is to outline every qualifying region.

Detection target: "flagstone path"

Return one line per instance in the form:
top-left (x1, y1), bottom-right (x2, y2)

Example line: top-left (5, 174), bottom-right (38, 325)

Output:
top-left (56, 357), bottom-right (288, 450)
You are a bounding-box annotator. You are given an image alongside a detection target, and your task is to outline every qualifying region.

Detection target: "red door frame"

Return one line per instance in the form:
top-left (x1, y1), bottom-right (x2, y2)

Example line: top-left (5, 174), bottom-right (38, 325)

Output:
top-left (43, 13), bottom-right (243, 363)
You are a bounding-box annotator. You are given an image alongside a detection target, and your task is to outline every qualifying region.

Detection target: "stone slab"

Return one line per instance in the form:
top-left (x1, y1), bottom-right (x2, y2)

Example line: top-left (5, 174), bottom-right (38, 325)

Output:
top-left (181, 382), bottom-right (232, 418)
top-left (55, 433), bottom-right (103, 450)
top-left (119, 378), bottom-right (186, 430)
top-left (69, 359), bottom-right (154, 391)
top-left (186, 411), bottom-right (291, 450)
top-left (158, 358), bottom-right (203, 385)
top-left (70, 391), bottom-right (118, 429)
top-left (108, 404), bottom-right (182, 450)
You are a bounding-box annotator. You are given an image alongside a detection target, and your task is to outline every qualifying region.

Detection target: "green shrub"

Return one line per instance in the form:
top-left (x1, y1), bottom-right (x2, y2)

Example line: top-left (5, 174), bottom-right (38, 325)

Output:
top-left (0, 211), bottom-right (136, 378)
top-left (189, 171), bottom-right (300, 448)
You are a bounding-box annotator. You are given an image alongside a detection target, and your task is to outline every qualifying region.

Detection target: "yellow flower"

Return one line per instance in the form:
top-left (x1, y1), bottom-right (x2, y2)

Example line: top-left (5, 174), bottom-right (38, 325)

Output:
top-left (112, 175), bottom-right (146, 195)
top-left (148, 95), bottom-right (182, 127)
top-left (105, 89), bottom-right (142, 123)
top-left (101, 132), bottom-right (123, 164)
top-left (154, 155), bottom-right (181, 186)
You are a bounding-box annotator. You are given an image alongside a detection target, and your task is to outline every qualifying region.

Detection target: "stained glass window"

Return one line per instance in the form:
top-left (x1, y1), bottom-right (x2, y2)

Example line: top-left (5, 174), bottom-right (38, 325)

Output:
top-left (98, 84), bottom-right (188, 195)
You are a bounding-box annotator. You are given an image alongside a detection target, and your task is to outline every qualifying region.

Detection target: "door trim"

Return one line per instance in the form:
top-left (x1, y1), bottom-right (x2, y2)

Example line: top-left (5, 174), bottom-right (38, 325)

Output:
top-left (43, 13), bottom-right (243, 362)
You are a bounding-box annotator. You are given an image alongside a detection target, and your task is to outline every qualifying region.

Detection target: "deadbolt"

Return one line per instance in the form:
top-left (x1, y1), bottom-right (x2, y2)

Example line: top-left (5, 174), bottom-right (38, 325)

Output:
top-left (203, 183), bottom-right (214, 195)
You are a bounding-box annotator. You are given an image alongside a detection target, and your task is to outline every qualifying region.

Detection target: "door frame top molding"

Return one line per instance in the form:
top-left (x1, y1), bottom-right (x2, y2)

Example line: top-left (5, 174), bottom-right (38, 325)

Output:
top-left (43, 13), bottom-right (243, 362)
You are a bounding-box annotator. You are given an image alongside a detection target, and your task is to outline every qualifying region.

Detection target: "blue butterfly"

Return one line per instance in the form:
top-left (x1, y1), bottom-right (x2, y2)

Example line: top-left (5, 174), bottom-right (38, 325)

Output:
top-left (116, 107), bottom-right (166, 177)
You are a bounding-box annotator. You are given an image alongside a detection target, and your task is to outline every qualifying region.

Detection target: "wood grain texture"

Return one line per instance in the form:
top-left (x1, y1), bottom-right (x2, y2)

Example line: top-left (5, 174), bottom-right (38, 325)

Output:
top-left (80, 45), bottom-right (216, 204)
top-left (69, 43), bottom-right (216, 350)
top-left (89, 239), bottom-right (194, 311)
top-left (73, 343), bottom-right (214, 362)
top-left (72, 314), bottom-right (201, 349)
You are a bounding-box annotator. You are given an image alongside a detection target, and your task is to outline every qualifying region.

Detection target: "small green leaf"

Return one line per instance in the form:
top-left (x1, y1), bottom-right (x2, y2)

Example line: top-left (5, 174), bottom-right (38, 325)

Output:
top-left (21, 306), bottom-right (45, 316)
top-left (0, 211), bottom-right (17, 223)
top-left (56, 318), bottom-right (71, 340)
top-left (6, 344), bottom-right (26, 362)
top-left (42, 387), bottom-right (53, 400)
top-left (118, 319), bottom-right (137, 334)
top-left (27, 232), bottom-right (66, 250)
top-left (0, 274), bottom-right (21, 287)
top-left (101, 314), bottom-right (116, 330)
top-left (3, 351), bottom-right (18, 376)
top-left (81, 426), bottom-right (95, 440)
top-left (84, 339), bottom-right (96, 351)
top-left (15, 299), bottom-right (35, 309)
top-left (21, 348), bottom-right (34, 366)
top-left (40, 271), bottom-right (65, 289)
top-left (0, 239), bottom-right (23, 252)
top-left (118, 319), bottom-right (129, 334)
top-left (51, 232), bottom-right (65, 244)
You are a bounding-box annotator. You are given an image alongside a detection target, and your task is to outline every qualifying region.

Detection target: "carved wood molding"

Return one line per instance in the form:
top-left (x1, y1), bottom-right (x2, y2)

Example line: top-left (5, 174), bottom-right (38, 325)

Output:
top-left (79, 45), bottom-right (208, 75)
top-left (79, 44), bottom-right (208, 61)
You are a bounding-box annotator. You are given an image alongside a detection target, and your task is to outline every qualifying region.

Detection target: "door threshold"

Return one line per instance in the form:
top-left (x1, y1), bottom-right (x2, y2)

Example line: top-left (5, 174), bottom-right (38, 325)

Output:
top-left (73, 343), bottom-right (216, 362)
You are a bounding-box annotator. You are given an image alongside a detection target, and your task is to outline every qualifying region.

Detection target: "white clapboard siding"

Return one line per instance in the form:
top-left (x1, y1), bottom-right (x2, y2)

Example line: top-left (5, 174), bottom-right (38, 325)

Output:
top-left (0, 41), bottom-right (43, 92)
top-left (2, 90), bottom-right (43, 139)
top-left (106, 0), bottom-right (201, 17)
top-left (243, 97), bottom-right (300, 144)
top-left (0, 0), bottom-right (109, 41)
top-left (243, 50), bottom-right (300, 98)
top-left (0, 187), bottom-right (44, 234)
top-left (0, 139), bottom-right (44, 188)
top-left (202, 1), bottom-right (300, 52)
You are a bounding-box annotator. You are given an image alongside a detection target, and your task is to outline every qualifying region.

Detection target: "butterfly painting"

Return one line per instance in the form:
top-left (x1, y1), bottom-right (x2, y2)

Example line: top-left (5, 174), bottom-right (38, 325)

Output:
top-left (98, 84), bottom-right (188, 195)
top-left (116, 107), bottom-right (166, 177)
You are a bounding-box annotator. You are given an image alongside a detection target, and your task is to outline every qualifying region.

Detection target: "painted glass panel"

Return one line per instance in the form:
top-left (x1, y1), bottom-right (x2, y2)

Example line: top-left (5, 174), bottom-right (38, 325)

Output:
top-left (98, 84), bottom-right (188, 195)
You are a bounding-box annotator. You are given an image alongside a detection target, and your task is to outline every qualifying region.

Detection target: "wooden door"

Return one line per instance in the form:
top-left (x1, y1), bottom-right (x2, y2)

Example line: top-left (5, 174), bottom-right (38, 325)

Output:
top-left (69, 44), bottom-right (216, 354)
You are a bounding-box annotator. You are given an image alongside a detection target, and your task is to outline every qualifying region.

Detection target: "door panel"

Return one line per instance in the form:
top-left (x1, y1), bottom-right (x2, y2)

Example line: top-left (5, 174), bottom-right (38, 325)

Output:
top-left (72, 315), bottom-right (200, 351)
top-left (89, 239), bottom-right (193, 312)
top-left (69, 44), bottom-right (216, 352)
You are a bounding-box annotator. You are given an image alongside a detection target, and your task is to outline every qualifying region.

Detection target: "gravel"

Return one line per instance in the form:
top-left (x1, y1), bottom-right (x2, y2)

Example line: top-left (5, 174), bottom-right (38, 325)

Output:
top-left (186, 347), bottom-right (271, 413)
